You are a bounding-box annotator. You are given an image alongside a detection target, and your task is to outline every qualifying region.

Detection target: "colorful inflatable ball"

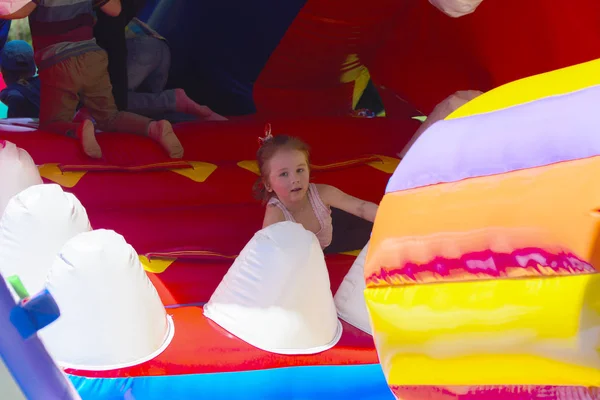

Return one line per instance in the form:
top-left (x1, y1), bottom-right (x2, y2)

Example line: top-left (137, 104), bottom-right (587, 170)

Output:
top-left (367, 77), bottom-right (600, 398)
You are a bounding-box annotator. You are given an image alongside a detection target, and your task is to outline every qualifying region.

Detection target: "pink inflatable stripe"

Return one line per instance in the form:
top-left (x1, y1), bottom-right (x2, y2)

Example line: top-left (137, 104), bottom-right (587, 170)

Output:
top-left (391, 385), bottom-right (600, 400)
top-left (366, 247), bottom-right (595, 287)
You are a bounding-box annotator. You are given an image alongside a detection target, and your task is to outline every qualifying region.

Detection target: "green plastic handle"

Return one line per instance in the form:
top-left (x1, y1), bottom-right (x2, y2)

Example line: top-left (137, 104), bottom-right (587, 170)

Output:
top-left (6, 275), bottom-right (29, 300)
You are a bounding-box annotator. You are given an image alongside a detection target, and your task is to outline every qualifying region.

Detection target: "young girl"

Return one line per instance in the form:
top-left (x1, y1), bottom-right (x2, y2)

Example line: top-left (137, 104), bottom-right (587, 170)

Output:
top-left (253, 132), bottom-right (379, 250)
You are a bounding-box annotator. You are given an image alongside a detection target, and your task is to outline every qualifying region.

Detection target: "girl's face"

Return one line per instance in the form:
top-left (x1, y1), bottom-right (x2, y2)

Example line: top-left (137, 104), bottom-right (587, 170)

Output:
top-left (265, 148), bottom-right (310, 205)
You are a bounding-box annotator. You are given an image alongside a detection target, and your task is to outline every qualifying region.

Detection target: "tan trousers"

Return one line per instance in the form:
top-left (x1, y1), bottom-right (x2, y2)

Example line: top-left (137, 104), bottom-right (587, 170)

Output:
top-left (38, 50), bottom-right (151, 138)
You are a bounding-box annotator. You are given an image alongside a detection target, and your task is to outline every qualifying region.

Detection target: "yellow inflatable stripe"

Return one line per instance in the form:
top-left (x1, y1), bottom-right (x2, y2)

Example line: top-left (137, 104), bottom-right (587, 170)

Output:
top-left (340, 249), bottom-right (362, 257)
top-left (139, 256), bottom-right (175, 274)
top-left (448, 58), bottom-right (600, 119)
top-left (38, 163), bottom-right (86, 188)
top-left (351, 67), bottom-right (372, 110)
top-left (367, 155), bottom-right (399, 174)
top-left (366, 273), bottom-right (600, 386)
top-left (171, 161), bottom-right (218, 183)
top-left (339, 53), bottom-right (366, 83)
top-left (238, 160), bottom-right (260, 175)
top-left (38, 161), bottom-right (218, 187)
top-left (140, 251), bottom-right (237, 274)
top-left (141, 249), bottom-right (362, 274)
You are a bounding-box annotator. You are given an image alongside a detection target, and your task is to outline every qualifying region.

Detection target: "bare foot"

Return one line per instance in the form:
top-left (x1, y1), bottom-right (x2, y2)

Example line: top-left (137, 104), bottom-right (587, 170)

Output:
top-left (175, 88), bottom-right (228, 121)
top-left (77, 119), bottom-right (102, 159)
top-left (148, 120), bottom-right (184, 158)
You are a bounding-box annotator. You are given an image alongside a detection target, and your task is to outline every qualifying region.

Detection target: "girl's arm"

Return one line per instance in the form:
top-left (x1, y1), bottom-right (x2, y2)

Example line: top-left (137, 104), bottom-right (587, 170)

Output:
top-left (262, 204), bottom-right (286, 228)
top-left (318, 184), bottom-right (379, 222)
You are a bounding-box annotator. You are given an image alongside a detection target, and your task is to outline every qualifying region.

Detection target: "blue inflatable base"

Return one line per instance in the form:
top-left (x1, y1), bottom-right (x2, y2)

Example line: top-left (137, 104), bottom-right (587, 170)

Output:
top-left (69, 363), bottom-right (394, 399)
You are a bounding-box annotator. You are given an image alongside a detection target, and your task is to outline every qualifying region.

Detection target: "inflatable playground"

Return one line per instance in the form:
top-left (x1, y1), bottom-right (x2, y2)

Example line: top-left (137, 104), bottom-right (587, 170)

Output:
top-left (1, 0), bottom-right (600, 399)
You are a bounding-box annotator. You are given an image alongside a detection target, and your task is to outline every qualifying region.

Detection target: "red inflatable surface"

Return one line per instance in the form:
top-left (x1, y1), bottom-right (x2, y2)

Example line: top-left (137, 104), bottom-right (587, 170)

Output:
top-left (66, 307), bottom-right (378, 378)
top-left (3, 117), bottom-right (414, 254)
top-left (1, 116), bottom-right (414, 377)
top-left (254, 0), bottom-right (600, 116)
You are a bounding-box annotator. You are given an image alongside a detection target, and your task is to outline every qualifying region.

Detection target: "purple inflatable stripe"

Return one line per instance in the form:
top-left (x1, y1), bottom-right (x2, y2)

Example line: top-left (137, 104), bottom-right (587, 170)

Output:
top-left (387, 85), bottom-right (600, 193)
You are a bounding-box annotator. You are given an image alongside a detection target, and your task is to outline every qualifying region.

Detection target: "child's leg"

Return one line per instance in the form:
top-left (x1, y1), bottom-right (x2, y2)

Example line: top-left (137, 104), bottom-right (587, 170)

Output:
top-left (38, 58), bottom-right (102, 158)
top-left (127, 89), bottom-right (176, 117)
top-left (173, 88), bottom-right (227, 121)
top-left (126, 36), bottom-right (170, 93)
top-left (127, 88), bottom-right (227, 122)
top-left (79, 50), bottom-right (183, 158)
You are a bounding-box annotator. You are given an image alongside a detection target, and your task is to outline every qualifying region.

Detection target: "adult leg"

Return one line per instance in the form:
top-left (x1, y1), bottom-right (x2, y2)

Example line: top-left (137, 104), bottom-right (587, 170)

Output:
top-left (38, 56), bottom-right (102, 158)
top-left (126, 36), bottom-right (169, 93)
top-left (173, 88), bottom-right (228, 121)
top-left (79, 50), bottom-right (183, 158)
top-left (125, 37), bottom-right (180, 118)
top-left (140, 37), bottom-right (170, 94)
top-left (126, 37), bottom-right (226, 121)
top-left (127, 89), bottom-right (176, 117)
top-left (128, 83), bottom-right (228, 121)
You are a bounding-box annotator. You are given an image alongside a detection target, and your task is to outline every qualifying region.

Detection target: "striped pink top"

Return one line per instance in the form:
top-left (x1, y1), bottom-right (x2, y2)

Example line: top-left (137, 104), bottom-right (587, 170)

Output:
top-left (268, 183), bottom-right (333, 249)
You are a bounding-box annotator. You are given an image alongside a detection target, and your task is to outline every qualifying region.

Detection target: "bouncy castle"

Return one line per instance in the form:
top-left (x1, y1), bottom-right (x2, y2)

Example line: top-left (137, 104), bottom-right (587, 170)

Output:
top-left (1, 0), bottom-right (600, 399)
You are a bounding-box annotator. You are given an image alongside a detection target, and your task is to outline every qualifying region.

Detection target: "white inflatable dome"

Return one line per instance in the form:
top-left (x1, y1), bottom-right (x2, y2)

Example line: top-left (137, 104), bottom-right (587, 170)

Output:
top-left (204, 221), bottom-right (342, 354)
top-left (41, 229), bottom-right (173, 370)
top-left (0, 140), bottom-right (43, 218)
top-left (429, 0), bottom-right (484, 17)
top-left (0, 184), bottom-right (91, 299)
top-left (334, 243), bottom-right (372, 334)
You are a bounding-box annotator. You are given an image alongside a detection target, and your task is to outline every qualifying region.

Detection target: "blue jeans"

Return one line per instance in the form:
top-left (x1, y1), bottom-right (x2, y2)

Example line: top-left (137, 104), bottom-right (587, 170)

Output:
top-left (126, 36), bottom-right (194, 122)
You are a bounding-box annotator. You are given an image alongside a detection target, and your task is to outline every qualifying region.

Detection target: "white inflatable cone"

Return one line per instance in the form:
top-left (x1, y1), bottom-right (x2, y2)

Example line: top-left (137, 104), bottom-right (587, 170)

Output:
top-left (0, 184), bottom-right (91, 300)
top-left (429, 0), bottom-right (484, 17)
top-left (204, 221), bottom-right (342, 354)
top-left (41, 229), bottom-right (173, 370)
top-left (0, 140), bottom-right (43, 218)
top-left (334, 242), bottom-right (372, 334)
